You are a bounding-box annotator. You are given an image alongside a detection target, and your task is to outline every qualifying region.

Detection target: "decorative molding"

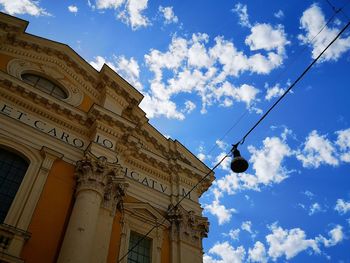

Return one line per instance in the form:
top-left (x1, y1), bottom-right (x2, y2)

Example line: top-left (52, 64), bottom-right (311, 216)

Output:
top-left (0, 74), bottom-right (88, 134)
top-left (75, 153), bottom-right (129, 213)
top-left (7, 58), bottom-right (84, 107)
top-left (167, 205), bottom-right (209, 248)
top-left (1, 40), bottom-right (100, 101)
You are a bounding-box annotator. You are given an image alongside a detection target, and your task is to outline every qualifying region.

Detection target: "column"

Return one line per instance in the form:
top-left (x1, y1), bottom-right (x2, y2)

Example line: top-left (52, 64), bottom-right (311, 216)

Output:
top-left (58, 155), bottom-right (108, 263)
top-left (90, 177), bottom-right (128, 263)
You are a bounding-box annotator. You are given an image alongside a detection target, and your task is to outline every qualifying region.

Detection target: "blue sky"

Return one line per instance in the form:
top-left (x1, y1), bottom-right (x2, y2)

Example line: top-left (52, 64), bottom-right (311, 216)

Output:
top-left (2, 0), bottom-right (350, 262)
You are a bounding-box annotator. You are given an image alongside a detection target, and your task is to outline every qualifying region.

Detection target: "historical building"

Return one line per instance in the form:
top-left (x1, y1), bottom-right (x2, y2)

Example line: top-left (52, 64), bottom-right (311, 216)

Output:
top-left (0, 12), bottom-right (214, 263)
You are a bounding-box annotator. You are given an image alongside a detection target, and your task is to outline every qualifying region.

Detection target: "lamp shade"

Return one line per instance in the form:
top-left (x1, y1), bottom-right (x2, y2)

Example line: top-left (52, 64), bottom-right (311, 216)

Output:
top-left (230, 148), bottom-right (248, 173)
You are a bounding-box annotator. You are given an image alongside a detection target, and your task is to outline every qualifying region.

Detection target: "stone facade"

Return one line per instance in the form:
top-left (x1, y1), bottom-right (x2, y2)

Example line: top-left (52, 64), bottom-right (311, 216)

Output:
top-left (0, 12), bottom-right (214, 263)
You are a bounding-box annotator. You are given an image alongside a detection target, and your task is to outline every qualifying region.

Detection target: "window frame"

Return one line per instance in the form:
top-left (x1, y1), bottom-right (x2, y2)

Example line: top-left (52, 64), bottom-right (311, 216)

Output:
top-left (127, 231), bottom-right (152, 263)
top-left (21, 72), bottom-right (68, 100)
top-left (0, 146), bottom-right (29, 223)
top-left (118, 203), bottom-right (170, 263)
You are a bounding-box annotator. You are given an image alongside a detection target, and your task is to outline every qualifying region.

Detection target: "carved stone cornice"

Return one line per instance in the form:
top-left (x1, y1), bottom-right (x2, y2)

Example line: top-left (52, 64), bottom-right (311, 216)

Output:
top-left (87, 104), bottom-right (136, 131)
top-left (1, 34), bottom-right (99, 98)
top-left (0, 74), bottom-right (88, 134)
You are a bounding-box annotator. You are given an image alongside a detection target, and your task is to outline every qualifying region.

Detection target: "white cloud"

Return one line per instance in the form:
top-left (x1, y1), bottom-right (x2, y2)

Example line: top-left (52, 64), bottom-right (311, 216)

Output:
top-left (90, 56), bottom-right (116, 71)
top-left (95, 0), bottom-right (150, 30)
top-left (197, 152), bottom-right (206, 161)
top-left (140, 93), bottom-right (185, 120)
top-left (209, 131), bottom-right (293, 201)
top-left (95, 0), bottom-right (124, 9)
top-left (204, 199), bottom-right (236, 225)
top-left (298, 4), bottom-right (350, 62)
top-left (182, 100), bottom-right (196, 114)
top-left (317, 225), bottom-right (344, 247)
top-left (335, 199), bottom-right (350, 215)
top-left (144, 27), bottom-right (288, 119)
top-left (266, 223), bottom-right (320, 260)
top-left (115, 55), bottom-right (142, 91)
top-left (296, 130), bottom-right (339, 168)
top-left (196, 145), bottom-right (207, 162)
top-left (247, 136), bottom-right (292, 187)
top-left (159, 5), bottom-right (178, 24)
top-left (216, 140), bottom-right (227, 150)
top-left (265, 83), bottom-right (285, 101)
top-left (248, 241), bottom-right (268, 263)
top-left (68, 5), bottom-right (78, 13)
top-left (274, 10), bottom-right (284, 19)
top-left (336, 128), bottom-right (350, 162)
top-left (232, 3), bottom-right (251, 28)
top-left (241, 221), bottom-right (253, 234)
top-left (214, 152), bottom-right (231, 171)
top-left (0, 0), bottom-right (50, 16)
top-left (309, 202), bottom-right (322, 215)
top-left (245, 23), bottom-right (289, 54)
top-left (303, 190), bottom-right (314, 199)
top-left (89, 55), bottom-right (142, 91)
top-left (204, 242), bottom-right (245, 263)
top-left (228, 229), bottom-right (240, 241)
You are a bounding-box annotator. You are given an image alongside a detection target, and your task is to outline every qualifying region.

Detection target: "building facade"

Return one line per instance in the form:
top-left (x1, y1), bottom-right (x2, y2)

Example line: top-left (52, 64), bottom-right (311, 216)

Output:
top-left (0, 13), bottom-right (214, 263)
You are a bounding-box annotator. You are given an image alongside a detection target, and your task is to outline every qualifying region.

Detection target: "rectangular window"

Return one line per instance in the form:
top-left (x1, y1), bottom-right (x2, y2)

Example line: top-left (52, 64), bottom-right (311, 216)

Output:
top-left (127, 231), bottom-right (152, 263)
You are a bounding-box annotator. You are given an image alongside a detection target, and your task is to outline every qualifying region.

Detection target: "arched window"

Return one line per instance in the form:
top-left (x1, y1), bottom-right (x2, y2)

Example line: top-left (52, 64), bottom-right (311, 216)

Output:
top-left (0, 148), bottom-right (29, 222)
top-left (21, 73), bottom-right (68, 99)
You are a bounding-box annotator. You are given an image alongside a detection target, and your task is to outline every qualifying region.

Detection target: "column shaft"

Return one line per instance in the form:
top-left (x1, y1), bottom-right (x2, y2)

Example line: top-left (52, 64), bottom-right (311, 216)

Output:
top-left (57, 189), bottom-right (102, 263)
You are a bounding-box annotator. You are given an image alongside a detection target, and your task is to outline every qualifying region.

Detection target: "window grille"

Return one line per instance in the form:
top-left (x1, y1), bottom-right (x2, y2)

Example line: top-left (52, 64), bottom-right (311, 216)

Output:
top-left (0, 148), bottom-right (28, 222)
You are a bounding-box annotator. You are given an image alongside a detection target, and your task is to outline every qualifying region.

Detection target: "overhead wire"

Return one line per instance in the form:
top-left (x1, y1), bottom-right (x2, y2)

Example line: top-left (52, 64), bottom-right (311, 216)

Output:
top-left (202, 1), bottom-right (345, 159)
top-left (118, 8), bottom-right (350, 263)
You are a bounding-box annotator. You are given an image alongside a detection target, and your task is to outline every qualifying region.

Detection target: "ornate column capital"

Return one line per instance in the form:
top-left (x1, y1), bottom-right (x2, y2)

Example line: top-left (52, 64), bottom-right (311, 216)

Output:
top-left (167, 205), bottom-right (209, 247)
top-left (75, 153), bottom-right (129, 213)
top-left (75, 154), bottom-right (109, 197)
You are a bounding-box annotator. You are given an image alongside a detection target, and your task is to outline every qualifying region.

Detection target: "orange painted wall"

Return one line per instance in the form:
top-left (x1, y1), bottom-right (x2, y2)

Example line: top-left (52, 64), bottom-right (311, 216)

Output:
top-left (107, 211), bottom-right (122, 263)
top-left (0, 53), bottom-right (15, 71)
top-left (161, 229), bottom-right (170, 262)
top-left (78, 94), bottom-right (94, 112)
top-left (21, 159), bottom-right (75, 263)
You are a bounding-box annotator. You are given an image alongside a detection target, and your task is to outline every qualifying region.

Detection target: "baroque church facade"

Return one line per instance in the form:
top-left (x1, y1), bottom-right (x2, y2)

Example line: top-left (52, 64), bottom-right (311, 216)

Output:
top-left (0, 12), bottom-right (214, 263)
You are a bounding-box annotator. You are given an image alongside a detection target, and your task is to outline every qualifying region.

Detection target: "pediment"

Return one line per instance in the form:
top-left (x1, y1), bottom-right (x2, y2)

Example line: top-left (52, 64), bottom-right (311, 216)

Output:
top-left (124, 202), bottom-right (167, 224)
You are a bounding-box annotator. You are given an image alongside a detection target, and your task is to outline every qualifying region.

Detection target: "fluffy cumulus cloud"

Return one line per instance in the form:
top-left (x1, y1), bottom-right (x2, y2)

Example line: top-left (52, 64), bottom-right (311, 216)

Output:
top-left (204, 223), bottom-right (345, 263)
top-left (205, 131), bottom-right (293, 223)
top-left (317, 225), bottom-right (344, 247)
top-left (95, 0), bottom-right (150, 30)
top-left (245, 24), bottom-right (289, 54)
top-left (266, 224), bottom-right (320, 260)
top-left (211, 130), bottom-right (292, 195)
top-left (89, 55), bottom-right (142, 91)
top-left (298, 4), bottom-right (350, 62)
top-left (143, 23), bottom-right (288, 119)
top-left (204, 196), bottom-right (236, 225)
top-left (265, 83), bottom-right (286, 101)
top-left (0, 0), bottom-right (50, 16)
top-left (204, 242), bottom-right (245, 263)
top-left (158, 5), bottom-right (178, 24)
top-left (335, 199), bottom-right (350, 215)
top-left (248, 241), bottom-right (268, 263)
top-left (68, 5), bottom-right (78, 13)
top-left (336, 128), bottom-right (350, 162)
top-left (296, 130), bottom-right (339, 168)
